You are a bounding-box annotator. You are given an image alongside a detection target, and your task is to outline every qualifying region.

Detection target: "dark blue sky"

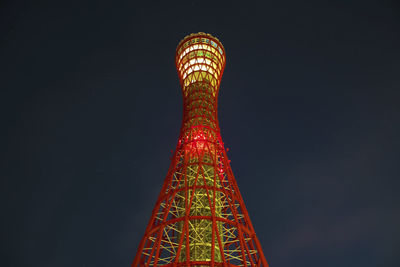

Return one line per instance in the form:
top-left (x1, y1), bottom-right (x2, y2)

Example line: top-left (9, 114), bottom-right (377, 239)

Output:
top-left (1, 0), bottom-right (399, 266)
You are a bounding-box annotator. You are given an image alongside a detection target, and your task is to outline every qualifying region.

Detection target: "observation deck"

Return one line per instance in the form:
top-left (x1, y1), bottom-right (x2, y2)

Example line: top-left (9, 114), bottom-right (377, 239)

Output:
top-left (176, 32), bottom-right (226, 96)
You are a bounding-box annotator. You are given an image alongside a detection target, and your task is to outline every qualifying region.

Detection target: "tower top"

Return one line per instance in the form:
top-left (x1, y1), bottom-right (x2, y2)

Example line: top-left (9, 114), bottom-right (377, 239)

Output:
top-left (176, 32), bottom-right (225, 54)
top-left (175, 32), bottom-right (226, 93)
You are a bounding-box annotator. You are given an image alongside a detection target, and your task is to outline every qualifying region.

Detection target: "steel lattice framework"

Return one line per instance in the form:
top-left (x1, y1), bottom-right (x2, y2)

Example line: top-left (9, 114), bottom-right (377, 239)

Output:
top-left (132, 32), bottom-right (269, 267)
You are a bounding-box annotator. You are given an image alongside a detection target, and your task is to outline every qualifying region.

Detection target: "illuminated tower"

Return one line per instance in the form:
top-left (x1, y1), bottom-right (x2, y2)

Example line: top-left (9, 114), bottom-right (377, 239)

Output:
top-left (132, 32), bottom-right (269, 267)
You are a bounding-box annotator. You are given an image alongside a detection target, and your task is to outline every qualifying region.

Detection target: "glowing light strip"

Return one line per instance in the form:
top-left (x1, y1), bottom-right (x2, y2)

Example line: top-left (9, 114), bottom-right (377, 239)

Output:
top-left (179, 43), bottom-right (223, 61)
top-left (182, 64), bottom-right (219, 80)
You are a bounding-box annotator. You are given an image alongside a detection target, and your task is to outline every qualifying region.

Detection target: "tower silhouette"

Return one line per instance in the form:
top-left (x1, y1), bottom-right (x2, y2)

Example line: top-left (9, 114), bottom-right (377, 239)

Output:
top-left (132, 32), bottom-right (269, 267)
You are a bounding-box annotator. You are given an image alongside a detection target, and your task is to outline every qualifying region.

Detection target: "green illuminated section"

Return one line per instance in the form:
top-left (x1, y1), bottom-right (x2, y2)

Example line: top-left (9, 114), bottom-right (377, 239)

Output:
top-left (177, 157), bottom-right (224, 262)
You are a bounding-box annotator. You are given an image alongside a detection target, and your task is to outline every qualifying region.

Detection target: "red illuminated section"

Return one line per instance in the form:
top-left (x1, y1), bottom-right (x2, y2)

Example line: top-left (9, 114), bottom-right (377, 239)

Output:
top-left (132, 32), bottom-right (269, 267)
top-left (176, 33), bottom-right (225, 159)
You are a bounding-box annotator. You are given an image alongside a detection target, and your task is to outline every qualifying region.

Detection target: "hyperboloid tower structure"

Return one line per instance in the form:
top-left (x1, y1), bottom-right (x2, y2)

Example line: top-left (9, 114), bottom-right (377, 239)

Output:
top-left (132, 32), bottom-right (269, 267)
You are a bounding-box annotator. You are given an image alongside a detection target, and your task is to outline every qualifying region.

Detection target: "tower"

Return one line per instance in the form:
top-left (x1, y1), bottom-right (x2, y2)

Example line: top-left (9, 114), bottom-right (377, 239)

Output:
top-left (132, 32), bottom-right (269, 267)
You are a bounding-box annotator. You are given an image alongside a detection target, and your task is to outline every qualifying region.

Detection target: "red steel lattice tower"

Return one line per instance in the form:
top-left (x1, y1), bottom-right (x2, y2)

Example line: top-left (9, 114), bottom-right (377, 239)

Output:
top-left (132, 32), bottom-right (269, 267)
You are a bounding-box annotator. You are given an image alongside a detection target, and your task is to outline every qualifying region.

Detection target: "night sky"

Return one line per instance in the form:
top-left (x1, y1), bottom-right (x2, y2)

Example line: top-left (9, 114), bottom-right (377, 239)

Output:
top-left (1, 0), bottom-right (400, 266)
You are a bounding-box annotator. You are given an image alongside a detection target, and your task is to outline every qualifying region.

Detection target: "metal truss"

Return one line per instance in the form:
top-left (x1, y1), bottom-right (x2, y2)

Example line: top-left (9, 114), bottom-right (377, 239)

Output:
top-left (132, 33), bottom-right (269, 267)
